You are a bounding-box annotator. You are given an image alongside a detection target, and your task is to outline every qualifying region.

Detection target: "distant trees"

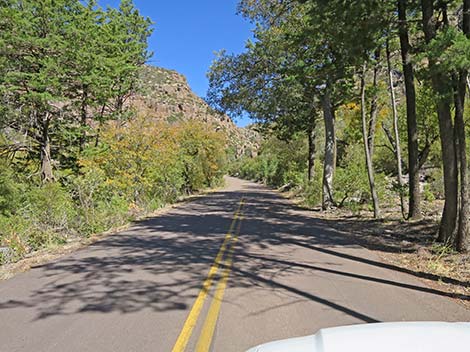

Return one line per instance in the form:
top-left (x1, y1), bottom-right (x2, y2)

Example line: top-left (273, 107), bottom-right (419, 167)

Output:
top-left (208, 0), bottom-right (470, 252)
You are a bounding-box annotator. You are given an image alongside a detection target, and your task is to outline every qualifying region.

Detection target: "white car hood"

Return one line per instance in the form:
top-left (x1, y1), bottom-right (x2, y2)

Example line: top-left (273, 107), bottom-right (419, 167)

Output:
top-left (247, 322), bottom-right (470, 352)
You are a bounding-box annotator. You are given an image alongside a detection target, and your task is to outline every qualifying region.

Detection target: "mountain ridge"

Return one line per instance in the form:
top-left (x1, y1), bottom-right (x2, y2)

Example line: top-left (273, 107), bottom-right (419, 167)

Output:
top-left (130, 65), bottom-right (259, 158)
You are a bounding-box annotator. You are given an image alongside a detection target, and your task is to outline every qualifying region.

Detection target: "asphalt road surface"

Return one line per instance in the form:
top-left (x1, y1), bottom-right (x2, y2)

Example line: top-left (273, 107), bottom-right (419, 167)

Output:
top-left (0, 177), bottom-right (469, 352)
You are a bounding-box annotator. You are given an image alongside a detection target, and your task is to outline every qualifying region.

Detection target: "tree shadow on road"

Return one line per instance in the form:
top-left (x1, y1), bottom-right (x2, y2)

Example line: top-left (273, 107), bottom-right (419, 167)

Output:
top-left (0, 180), bottom-right (468, 324)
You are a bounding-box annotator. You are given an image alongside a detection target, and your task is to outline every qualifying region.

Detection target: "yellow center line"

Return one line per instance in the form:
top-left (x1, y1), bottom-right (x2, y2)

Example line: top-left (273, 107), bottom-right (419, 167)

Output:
top-left (195, 213), bottom-right (243, 352)
top-left (171, 198), bottom-right (244, 352)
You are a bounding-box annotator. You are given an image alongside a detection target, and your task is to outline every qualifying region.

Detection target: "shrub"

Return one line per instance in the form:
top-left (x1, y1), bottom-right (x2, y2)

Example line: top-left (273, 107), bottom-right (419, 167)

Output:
top-left (303, 163), bottom-right (323, 207)
top-left (427, 167), bottom-right (444, 200)
top-left (0, 167), bottom-right (75, 261)
top-left (0, 116), bottom-right (229, 264)
top-left (76, 117), bottom-right (227, 233)
top-left (21, 183), bottom-right (76, 249)
top-left (233, 135), bottom-right (307, 187)
top-left (334, 144), bottom-right (370, 205)
top-left (176, 121), bottom-right (227, 191)
top-left (334, 144), bottom-right (392, 209)
top-left (68, 169), bottom-right (129, 235)
top-left (24, 183), bottom-right (76, 233)
top-left (0, 215), bottom-right (30, 262)
top-left (0, 161), bottom-right (24, 216)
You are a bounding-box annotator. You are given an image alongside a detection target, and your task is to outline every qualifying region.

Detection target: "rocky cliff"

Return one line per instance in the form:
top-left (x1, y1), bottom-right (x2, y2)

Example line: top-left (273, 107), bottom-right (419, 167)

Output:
top-left (130, 65), bottom-right (259, 157)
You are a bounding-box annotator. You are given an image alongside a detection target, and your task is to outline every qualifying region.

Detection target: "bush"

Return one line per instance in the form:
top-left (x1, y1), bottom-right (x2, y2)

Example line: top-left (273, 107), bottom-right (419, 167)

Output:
top-left (427, 167), bottom-right (444, 200)
top-left (0, 161), bottom-right (24, 216)
top-left (0, 117), bottom-right (228, 264)
top-left (334, 144), bottom-right (392, 209)
top-left (0, 182), bottom-right (74, 262)
top-left (81, 117), bottom-right (183, 208)
top-left (176, 121), bottom-right (227, 191)
top-left (303, 163), bottom-right (323, 207)
top-left (0, 215), bottom-right (30, 262)
top-left (24, 182), bottom-right (76, 234)
top-left (69, 169), bottom-right (129, 235)
top-left (334, 144), bottom-right (370, 205)
top-left (233, 135), bottom-right (307, 187)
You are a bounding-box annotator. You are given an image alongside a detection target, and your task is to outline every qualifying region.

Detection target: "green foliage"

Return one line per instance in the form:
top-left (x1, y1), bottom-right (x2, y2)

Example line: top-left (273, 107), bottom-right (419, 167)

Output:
top-left (234, 136), bottom-right (306, 187)
top-left (80, 117), bottom-right (226, 213)
top-left (0, 161), bottom-right (23, 216)
top-left (335, 144), bottom-right (392, 209)
top-left (0, 0), bottom-right (153, 181)
top-left (427, 167), bottom-right (445, 200)
top-left (334, 144), bottom-right (370, 205)
top-left (302, 163), bottom-right (323, 207)
top-left (233, 135), bottom-right (396, 212)
top-left (0, 0), bottom-right (233, 264)
top-left (25, 183), bottom-right (76, 234)
top-left (176, 121), bottom-right (227, 191)
top-left (0, 181), bottom-right (74, 261)
top-left (0, 215), bottom-right (30, 262)
top-left (69, 169), bottom-right (130, 234)
top-left (215, 0), bottom-right (470, 249)
top-left (421, 26), bottom-right (470, 77)
top-left (81, 116), bottom-right (181, 207)
top-left (0, 117), bottom-right (227, 264)
top-left (422, 183), bottom-right (436, 202)
top-left (0, 1), bottom-right (232, 265)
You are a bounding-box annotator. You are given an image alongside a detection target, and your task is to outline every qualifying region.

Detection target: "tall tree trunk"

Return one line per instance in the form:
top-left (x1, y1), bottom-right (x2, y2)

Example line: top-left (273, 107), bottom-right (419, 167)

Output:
top-left (360, 64), bottom-right (380, 218)
top-left (321, 90), bottom-right (336, 209)
top-left (79, 89), bottom-right (88, 153)
top-left (95, 104), bottom-right (107, 147)
top-left (40, 113), bottom-right (54, 182)
top-left (422, 0), bottom-right (458, 243)
top-left (386, 40), bottom-right (406, 219)
top-left (79, 88), bottom-right (88, 153)
top-left (455, 74), bottom-right (469, 251)
top-left (435, 99), bottom-right (458, 243)
top-left (307, 119), bottom-right (316, 182)
top-left (456, 0), bottom-right (470, 252)
top-left (398, 0), bottom-right (421, 219)
top-left (368, 48), bottom-right (380, 158)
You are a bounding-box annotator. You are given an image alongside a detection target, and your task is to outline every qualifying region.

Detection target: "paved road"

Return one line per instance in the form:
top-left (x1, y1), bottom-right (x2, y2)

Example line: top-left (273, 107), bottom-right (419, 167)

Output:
top-left (0, 177), bottom-right (469, 352)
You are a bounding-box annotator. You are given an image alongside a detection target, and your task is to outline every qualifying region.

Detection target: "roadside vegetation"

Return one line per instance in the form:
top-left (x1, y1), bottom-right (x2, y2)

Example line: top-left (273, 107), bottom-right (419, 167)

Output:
top-left (209, 0), bottom-right (470, 253)
top-left (0, 1), bottom-right (226, 264)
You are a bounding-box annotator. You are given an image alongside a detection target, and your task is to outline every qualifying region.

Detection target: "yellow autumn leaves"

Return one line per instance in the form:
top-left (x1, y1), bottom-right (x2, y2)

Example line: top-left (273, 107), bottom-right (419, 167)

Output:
top-left (80, 116), bottom-right (227, 210)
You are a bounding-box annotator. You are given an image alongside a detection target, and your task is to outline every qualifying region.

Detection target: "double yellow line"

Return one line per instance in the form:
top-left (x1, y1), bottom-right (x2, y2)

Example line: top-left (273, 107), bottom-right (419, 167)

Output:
top-left (171, 198), bottom-right (245, 352)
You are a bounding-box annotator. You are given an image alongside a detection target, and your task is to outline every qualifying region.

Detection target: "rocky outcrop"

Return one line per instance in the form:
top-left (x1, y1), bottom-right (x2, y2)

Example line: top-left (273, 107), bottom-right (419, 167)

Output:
top-left (130, 65), bottom-right (259, 157)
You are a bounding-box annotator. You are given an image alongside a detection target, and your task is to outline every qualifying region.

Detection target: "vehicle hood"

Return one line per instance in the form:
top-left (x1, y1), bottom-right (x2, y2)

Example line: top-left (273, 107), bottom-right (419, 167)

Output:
top-left (246, 322), bottom-right (470, 352)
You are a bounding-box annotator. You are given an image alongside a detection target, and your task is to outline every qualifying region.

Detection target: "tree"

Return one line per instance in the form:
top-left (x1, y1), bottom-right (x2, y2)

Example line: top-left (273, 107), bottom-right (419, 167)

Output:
top-left (0, 0), bottom-right (153, 182)
top-left (101, 0), bottom-right (153, 115)
top-left (455, 0), bottom-right (470, 251)
top-left (302, 0), bottom-right (394, 214)
top-left (360, 63), bottom-right (381, 218)
top-left (385, 39), bottom-right (406, 218)
top-left (207, 6), bottom-right (321, 184)
top-left (397, 0), bottom-right (422, 219)
top-left (0, 0), bottom-right (81, 181)
top-left (212, 0), bottom-right (470, 251)
top-left (421, 0), bottom-right (458, 243)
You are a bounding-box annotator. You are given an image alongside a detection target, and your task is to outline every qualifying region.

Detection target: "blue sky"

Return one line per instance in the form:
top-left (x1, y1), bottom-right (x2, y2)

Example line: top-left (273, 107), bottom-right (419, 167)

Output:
top-left (99, 1), bottom-right (253, 127)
